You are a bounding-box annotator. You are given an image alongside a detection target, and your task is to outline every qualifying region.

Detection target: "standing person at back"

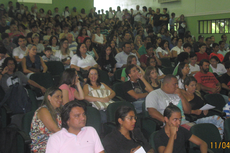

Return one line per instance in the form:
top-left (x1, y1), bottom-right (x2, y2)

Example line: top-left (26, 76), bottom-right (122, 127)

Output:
top-left (153, 8), bottom-right (161, 34)
top-left (160, 8), bottom-right (169, 29)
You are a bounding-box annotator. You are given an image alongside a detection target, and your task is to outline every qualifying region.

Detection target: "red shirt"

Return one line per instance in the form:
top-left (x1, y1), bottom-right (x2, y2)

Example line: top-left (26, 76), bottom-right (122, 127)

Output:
top-left (196, 52), bottom-right (209, 62)
top-left (140, 54), bottom-right (153, 65)
top-left (209, 53), bottom-right (224, 62)
top-left (194, 71), bottom-right (219, 94)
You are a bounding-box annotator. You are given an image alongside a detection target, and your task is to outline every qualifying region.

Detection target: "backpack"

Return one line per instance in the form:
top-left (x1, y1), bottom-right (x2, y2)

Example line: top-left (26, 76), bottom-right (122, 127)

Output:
top-left (0, 82), bottom-right (32, 114)
top-left (0, 124), bottom-right (19, 153)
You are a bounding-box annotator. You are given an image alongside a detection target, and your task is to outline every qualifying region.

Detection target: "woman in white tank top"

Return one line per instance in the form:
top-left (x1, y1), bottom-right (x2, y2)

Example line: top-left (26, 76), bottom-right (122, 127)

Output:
top-left (92, 27), bottom-right (107, 47)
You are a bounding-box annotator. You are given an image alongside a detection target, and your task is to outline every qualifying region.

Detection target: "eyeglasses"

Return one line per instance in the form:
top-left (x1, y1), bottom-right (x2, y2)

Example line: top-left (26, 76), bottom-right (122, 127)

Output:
top-left (125, 116), bottom-right (137, 121)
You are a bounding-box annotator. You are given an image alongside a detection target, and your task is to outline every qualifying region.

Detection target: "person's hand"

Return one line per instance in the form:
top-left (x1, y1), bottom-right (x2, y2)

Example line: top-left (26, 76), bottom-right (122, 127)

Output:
top-left (101, 97), bottom-right (110, 103)
top-left (216, 86), bottom-right (221, 92)
top-left (85, 66), bottom-right (91, 71)
top-left (75, 78), bottom-right (80, 86)
top-left (211, 88), bottom-right (217, 94)
top-left (2, 66), bottom-right (9, 75)
top-left (174, 88), bottom-right (182, 96)
top-left (40, 86), bottom-right (46, 94)
top-left (130, 146), bottom-right (141, 153)
top-left (203, 110), bottom-right (208, 116)
top-left (137, 73), bottom-right (143, 80)
top-left (169, 124), bottom-right (178, 139)
top-left (195, 109), bottom-right (202, 115)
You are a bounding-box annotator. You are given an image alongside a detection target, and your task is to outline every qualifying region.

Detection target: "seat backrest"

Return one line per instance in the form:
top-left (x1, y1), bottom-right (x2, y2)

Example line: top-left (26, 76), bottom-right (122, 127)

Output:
top-left (27, 89), bottom-right (39, 111)
top-left (161, 67), bottom-right (174, 75)
top-left (21, 111), bottom-right (35, 135)
top-left (149, 131), bottom-right (159, 153)
top-left (204, 94), bottom-right (226, 111)
top-left (190, 123), bottom-right (222, 153)
top-left (114, 69), bottom-right (123, 81)
top-left (112, 82), bottom-right (125, 99)
top-left (86, 106), bottom-right (101, 135)
top-left (224, 118), bottom-right (230, 142)
top-left (159, 58), bottom-right (172, 68)
top-left (98, 69), bottom-right (111, 86)
top-left (45, 61), bottom-right (65, 76)
top-left (106, 101), bottom-right (136, 123)
top-left (142, 101), bottom-right (150, 118)
top-left (30, 73), bottom-right (54, 89)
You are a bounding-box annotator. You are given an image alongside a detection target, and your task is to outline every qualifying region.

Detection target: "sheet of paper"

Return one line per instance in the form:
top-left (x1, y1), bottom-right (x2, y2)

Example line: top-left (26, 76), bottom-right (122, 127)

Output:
top-left (135, 146), bottom-right (146, 153)
top-left (199, 104), bottom-right (215, 110)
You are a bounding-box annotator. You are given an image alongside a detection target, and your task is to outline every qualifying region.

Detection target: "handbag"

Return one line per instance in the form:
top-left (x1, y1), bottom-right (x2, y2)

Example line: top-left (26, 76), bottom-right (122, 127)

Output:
top-left (88, 89), bottom-right (114, 110)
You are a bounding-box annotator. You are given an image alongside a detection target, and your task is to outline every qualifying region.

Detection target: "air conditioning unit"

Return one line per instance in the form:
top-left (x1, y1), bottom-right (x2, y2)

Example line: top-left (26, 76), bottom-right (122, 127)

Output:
top-left (158, 0), bottom-right (180, 3)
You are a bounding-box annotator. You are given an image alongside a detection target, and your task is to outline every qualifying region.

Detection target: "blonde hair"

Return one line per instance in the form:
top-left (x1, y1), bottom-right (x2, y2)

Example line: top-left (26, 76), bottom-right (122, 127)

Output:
top-left (134, 35), bottom-right (143, 46)
top-left (26, 44), bottom-right (36, 56)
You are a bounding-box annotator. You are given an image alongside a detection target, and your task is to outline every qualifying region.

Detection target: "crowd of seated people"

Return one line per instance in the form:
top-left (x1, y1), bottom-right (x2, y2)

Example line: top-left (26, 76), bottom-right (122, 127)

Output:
top-left (1, 1), bottom-right (230, 153)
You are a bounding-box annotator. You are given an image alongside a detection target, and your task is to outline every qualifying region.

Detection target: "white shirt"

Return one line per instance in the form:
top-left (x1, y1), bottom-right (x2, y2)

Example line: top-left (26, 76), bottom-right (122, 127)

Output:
top-left (13, 46), bottom-right (27, 59)
top-left (94, 34), bottom-right (104, 44)
top-left (176, 76), bottom-right (185, 90)
top-left (218, 49), bottom-right (228, 56)
top-left (55, 50), bottom-right (74, 61)
top-left (108, 11), bottom-right (113, 19)
top-left (189, 63), bottom-right (200, 76)
top-left (170, 46), bottom-right (183, 55)
top-left (62, 11), bottom-right (70, 18)
top-left (116, 11), bottom-right (123, 21)
top-left (70, 54), bottom-right (97, 68)
top-left (115, 51), bottom-right (140, 68)
top-left (156, 47), bottom-right (169, 58)
top-left (210, 63), bottom-right (227, 76)
top-left (133, 10), bottom-right (142, 22)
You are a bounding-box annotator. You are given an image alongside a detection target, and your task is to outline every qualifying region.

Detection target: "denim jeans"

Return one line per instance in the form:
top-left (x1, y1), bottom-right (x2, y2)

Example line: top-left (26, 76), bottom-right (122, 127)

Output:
top-left (132, 98), bottom-right (145, 114)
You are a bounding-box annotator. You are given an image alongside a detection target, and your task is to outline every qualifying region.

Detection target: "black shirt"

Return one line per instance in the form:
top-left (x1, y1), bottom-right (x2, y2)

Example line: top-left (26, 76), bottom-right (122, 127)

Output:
top-left (153, 14), bottom-right (162, 26)
top-left (221, 73), bottom-right (230, 87)
top-left (189, 93), bottom-right (206, 118)
top-left (0, 24), bottom-right (9, 33)
top-left (103, 128), bottom-right (152, 153)
top-left (123, 79), bottom-right (147, 102)
top-left (154, 126), bottom-right (192, 153)
top-left (161, 13), bottom-right (170, 26)
top-left (97, 57), bottom-right (117, 73)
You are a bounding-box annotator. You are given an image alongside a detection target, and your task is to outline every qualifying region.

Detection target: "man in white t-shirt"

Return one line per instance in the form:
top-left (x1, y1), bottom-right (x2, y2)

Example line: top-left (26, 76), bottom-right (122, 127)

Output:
top-left (12, 35), bottom-right (27, 63)
top-left (115, 6), bottom-right (123, 21)
top-left (146, 75), bottom-right (191, 125)
top-left (62, 6), bottom-right (70, 18)
top-left (133, 5), bottom-right (142, 24)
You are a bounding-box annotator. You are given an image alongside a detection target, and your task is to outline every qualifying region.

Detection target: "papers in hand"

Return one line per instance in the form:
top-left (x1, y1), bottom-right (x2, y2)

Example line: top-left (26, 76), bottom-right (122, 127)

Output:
top-left (199, 104), bottom-right (215, 110)
top-left (134, 146), bottom-right (146, 153)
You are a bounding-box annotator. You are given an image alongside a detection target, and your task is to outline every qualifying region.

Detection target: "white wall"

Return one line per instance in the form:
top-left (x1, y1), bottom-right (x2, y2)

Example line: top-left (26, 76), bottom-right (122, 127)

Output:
top-left (94, 0), bottom-right (230, 17)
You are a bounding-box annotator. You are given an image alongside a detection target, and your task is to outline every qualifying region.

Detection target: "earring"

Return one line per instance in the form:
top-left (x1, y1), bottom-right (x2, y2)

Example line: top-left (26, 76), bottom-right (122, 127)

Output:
top-left (186, 88), bottom-right (188, 91)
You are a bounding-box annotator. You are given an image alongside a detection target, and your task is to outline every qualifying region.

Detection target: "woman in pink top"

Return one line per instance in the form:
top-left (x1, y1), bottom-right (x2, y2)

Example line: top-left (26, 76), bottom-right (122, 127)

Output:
top-left (59, 68), bottom-right (84, 105)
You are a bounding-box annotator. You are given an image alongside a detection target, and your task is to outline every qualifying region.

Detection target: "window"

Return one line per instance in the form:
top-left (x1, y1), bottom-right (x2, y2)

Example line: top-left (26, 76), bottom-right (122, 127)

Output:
top-left (199, 19), bottom-right (230, 34)
top-left (18, 0), bottom-right (52, 4)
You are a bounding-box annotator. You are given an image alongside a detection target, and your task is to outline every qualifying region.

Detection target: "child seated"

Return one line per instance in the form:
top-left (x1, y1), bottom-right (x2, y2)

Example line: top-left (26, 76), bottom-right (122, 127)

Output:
top-left (196, 43), bottom-right (209, 63)
top-left (42, 47), bottom-right (60, 62)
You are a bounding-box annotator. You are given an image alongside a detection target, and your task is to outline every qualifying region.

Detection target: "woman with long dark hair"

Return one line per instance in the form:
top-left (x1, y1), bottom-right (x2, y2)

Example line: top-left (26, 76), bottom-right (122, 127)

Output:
top-left (83, 37), bottom-right (99, 61)
top-left (97, 45), bottom-right (117, 78)
top-left (103, 106), bottom-right (153, 153)
top-left (59, 68), bottom-right (84, 105)
top-left (176, 62), bottom-right (190, 89)
top-left (30, 87), bottom-right (62, 152)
